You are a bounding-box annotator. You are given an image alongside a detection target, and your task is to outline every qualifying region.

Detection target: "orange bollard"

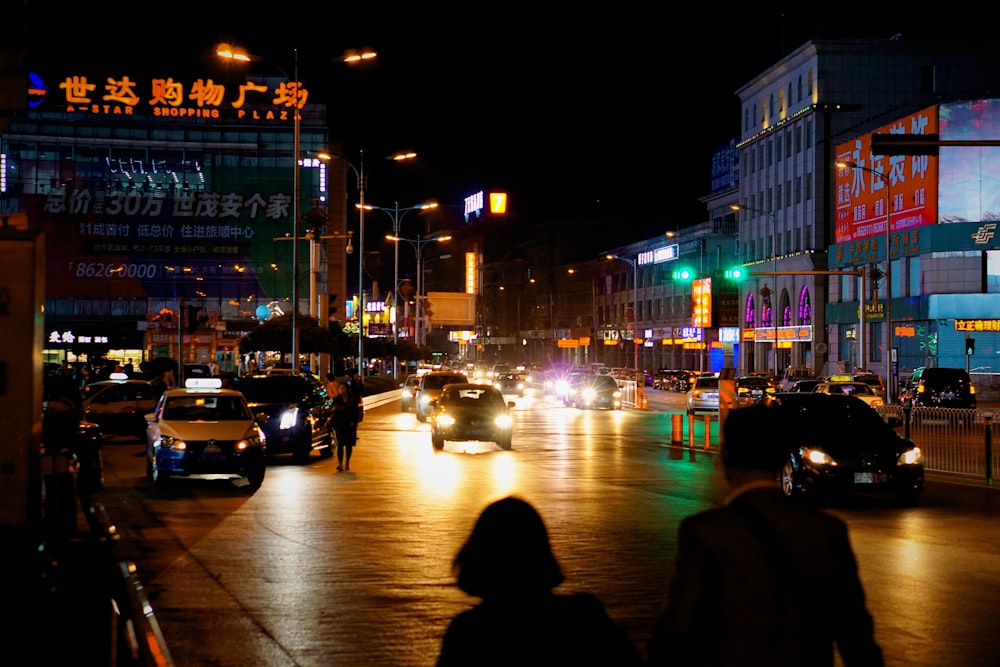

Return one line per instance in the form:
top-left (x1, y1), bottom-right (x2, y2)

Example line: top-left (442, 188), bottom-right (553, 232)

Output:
top-left (641, 393), bottom-right (648, 410)
top-left (671, 413), bottom-right (684, 445)
top-left (703, 414), bottom-right (712, 448)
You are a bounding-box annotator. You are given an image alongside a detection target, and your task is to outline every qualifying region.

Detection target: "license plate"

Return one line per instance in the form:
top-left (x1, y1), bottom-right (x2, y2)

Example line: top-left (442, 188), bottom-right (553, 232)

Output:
top-left (200, 444), bottom-right (225, 461)
top-left (854, 472), bottom-right (887, 484)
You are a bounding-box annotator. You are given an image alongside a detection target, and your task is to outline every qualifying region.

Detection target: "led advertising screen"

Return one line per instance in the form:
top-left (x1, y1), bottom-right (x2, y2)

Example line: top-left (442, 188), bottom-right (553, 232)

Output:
top-left (834, 106), bottom-right (938, 244)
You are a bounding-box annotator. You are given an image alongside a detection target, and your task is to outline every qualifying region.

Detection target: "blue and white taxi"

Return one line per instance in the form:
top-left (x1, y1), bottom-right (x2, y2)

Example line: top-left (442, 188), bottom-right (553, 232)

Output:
top-left (144, 378), bottom-right (266, 488)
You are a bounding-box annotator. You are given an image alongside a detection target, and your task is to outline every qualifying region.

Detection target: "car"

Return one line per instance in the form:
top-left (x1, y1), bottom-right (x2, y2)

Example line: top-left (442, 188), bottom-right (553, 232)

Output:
top-left (789, 378), bottom-right (823, 393)
top-left (850, 372), bottom-right (887, 401)
top-left (81, 373), bottom-right (157, 440)
top-left (399, 374), bottom-right (422, 412)
top-left (769, 392), bottom-right (924, 505)
top-left (812, 380), bottom-right (885, 407)
top-left (558, 371), bottom-right (593, 406)
top-left (493, 372), bottom-right (526, 397)
top-left (687, 374), bottom-right (720, 415)
top-left (144, 378), bottom-right (266, 488)
top-left (779, 365), bottom-right (819, 392)
top-left (734, 375), bottom-right (777, 408)
top-left (429, 383), bottom-right (515, 450)
top-left (904, 366), bottom-right (977, 409)
top-left (572, 373), bottom-right (622, 410)
top-left (231, 372), bottom-right (335, 462)
top-left (415, 371), bottom-right (470, 422)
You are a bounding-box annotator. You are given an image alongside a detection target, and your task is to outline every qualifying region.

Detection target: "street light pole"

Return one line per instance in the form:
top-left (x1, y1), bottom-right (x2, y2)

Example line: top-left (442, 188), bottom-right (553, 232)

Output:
top-left (363, 201), bottom-right (438, 379)
top-left (607, 254), bottom-right (639, 374)
top-left (386, 232), bottom-right (452, 349)
top-left (731, 204), bottom-right (779, 376)
top-left (291, 48), bottom-right (301, 371)
top-left (839, 160), bottom-right (894, 403)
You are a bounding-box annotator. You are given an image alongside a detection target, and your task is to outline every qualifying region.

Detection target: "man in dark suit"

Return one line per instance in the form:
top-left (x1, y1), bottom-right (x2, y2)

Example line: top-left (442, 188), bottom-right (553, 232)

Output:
top-left (647, 400), bottom-right (884, 666)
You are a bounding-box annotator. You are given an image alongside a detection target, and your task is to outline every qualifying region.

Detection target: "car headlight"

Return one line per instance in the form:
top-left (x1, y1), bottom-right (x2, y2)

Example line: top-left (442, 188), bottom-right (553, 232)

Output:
top-left (402, 389), bottom-right (414, 399)
top-left (494, 414), bottom-right (513, 428)
top-left (279, 407), bottom-right (300, 430)
top-left (556, 380), bottom-right (569, 394)
top-left (803, 447), bottom-right (836, 467)
top-left (237, 425), bottom-right (264, 451)
top-left (436, 414), bottom-right (456, 427)
top-left (582, 388), bottom-right (597, 401)
top-left (899, 447), bottom-right (923, 466)
top-left (158, 435), bottom-right (187, 450)
top-left (612, 390), bottom-right (621, 398)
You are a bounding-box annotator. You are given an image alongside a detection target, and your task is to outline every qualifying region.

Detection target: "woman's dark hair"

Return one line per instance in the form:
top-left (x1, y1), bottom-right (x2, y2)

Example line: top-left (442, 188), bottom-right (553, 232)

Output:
top-left (453, 496), bottom-right (564, 598)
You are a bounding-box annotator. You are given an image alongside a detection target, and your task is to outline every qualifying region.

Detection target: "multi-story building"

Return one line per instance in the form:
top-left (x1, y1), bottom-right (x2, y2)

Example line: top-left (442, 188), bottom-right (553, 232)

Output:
top-left (733, 37), bottom-right (1000, 396)
top-left (1, 61), bottom-right (355, 374)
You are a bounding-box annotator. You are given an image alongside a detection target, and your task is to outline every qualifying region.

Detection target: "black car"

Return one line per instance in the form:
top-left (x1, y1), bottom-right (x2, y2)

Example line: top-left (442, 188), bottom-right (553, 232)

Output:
top-left (232, 372), bottom-right (335, 462)
top-left (572, 374), bottom-right (622, 410)
top-left (904, 366), bottom-right (976, 409)
top-left (493, 372), bottom-right (526, 397)
top-left (734, 375), bottom-right (777, 408)
top-left (81, 376), bottom-right (157, 440)
top-left (429, 383), bottom-right (515, 450)
top-left (770, 392), bottom-right (924, 505)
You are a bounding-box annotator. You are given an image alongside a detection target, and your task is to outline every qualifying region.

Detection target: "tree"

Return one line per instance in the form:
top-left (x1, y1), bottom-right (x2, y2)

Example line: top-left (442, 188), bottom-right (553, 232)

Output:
top-left (238, 313), bottom-right (352, 360)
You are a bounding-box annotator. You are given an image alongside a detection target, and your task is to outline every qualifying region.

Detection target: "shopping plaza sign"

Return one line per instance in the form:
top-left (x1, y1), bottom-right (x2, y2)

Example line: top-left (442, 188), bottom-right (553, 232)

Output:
top-left (29, 70), bottom-right (308, 121)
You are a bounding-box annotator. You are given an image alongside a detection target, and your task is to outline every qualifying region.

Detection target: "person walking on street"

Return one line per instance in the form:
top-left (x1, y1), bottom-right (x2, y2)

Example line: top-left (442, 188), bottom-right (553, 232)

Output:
top-left (646, 400), bottom-right (884, 667)
top-left (437, 495), bottom-right (641, 666)
top-left (331, 383), bottom-right (357, 471)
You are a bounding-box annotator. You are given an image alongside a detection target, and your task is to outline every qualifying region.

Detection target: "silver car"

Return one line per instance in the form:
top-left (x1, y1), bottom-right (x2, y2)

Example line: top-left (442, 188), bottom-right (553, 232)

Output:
top-left (687, 374), bottom-right (720, 415)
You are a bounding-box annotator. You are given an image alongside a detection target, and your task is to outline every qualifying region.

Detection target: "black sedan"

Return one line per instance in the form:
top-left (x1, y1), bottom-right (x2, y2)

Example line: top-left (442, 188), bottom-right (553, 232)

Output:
top-left (734, 375), bottom-right (777, 408)
top-left (232, 372), bottom-right (335, 463)
top-left (572, 374), bottom-right (622, 410)
top-left (770, 392), bottom-right (924, 505)
top-left (429, 383), bottom-right (515, 450)
top-left (81, 375), bottom-right (157, 440)
top-left (493, 372), bottom-right (526, 397)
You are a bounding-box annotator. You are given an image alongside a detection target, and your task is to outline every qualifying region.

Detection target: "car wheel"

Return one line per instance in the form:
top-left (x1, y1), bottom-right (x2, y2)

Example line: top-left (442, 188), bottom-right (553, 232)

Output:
top-left (152, 464), bottom-right (170, 487)
top-left (780, 459), bottom-right (797, 497)
top-left (292, 437), bottom-right (312, 464)
top-left (245, 462), bottom-right (265, 489)
top-left (432, 434), bottom-right (444, 449)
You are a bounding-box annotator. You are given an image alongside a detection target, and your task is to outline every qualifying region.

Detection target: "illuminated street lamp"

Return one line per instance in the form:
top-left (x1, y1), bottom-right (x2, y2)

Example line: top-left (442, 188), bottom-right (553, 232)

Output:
top-left (363, 200), bottom-right (438, 379)
top-left (837, 160), bottom-right (894, 404)
top-left (386, 232), bottom-right (452, 348)
top-left (320, 151), bottom-right (418, 377)
top-left (731, 203), bottom-right (780, 376)
top-left (218, 42), bottom-right (376, 372)
top-left (606, 254), bottom-right (640, 377)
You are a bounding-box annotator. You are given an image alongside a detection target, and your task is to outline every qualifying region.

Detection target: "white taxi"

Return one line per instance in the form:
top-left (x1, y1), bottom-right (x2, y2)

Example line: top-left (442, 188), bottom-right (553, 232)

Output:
top-left (813, 379), bottom-right (885, 408)
top-left (144, 378), bottom-right (266, 488)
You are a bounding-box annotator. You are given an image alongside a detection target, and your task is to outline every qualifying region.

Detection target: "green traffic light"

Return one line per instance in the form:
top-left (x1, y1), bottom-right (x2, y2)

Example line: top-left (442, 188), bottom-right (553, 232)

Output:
top-left (725, 267), bottom-right (745, 280)
top-left (672, 268), bottom-right (693, 281)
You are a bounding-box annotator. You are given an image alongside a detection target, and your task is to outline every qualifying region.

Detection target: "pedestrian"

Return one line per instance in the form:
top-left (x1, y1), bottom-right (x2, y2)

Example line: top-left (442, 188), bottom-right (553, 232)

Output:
top-left (207, 359), bottom-right (218, 376)
top-left (324, 373), bottom-right (342, 400)
top-left (646, 400), bottom-right (884, 667)
top-left (347, 371), bottom-right (365, 424)
top-left (436, 495), bottom-right (641, 667)
top-left (331, 383), bottom-right (357, 471)
top-left (150, 369), bottom-right (176, 400)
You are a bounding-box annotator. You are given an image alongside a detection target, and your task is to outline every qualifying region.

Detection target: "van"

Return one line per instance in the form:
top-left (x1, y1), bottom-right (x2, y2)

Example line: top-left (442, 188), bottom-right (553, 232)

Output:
top-left (905, 367), bottom-right (976, 409)
top-left (779, 366), bottom-right (818, 392)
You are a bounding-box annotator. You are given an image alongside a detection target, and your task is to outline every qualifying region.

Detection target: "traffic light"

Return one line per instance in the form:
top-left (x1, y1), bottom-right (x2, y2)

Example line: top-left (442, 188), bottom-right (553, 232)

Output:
top-left (671, 266), bottom-right (694, 281)
top-left (723, 266), bottom-right (746, 281)
top-left (966, 336), bottom-right (976, 355)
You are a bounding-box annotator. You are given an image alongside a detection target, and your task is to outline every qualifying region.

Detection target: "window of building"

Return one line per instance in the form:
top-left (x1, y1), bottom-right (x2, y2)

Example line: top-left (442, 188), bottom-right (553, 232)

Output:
top-left (767, 139), bottom-right (773, 166)
top-left (778, 87), bottom-right (785, 114)
top-left (776, 183), bottom-right (782, 209)
top-left (785, 179), bottom-right (792, 206)
top-left (987, 250), bottom-right (1000, 293)
top-left (804, 172), bottom-right (812, 201)
top-left (775, 135), bottom-right (782, 161)
top-left (785, 133), bottom-right (792, 159)
top-left (795, 176), bottom-right (802, 204)
top-left (745, 108), bottom-right (750, 133)
top-left (797, 76), bottom-right (803, 102)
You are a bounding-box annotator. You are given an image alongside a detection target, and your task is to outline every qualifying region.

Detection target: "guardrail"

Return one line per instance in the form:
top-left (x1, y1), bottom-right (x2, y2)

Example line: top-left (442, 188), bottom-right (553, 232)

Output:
top-left (877, 405), bottom-right (997, 484)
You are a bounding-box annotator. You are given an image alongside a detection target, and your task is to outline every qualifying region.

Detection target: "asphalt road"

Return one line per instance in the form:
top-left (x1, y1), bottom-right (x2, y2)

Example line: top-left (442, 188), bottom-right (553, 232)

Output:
top-left (91, 390), bottom-right (1000, 666)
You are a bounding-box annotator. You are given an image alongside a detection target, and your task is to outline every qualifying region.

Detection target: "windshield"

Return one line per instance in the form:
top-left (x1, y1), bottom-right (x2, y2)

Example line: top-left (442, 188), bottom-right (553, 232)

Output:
top-left (235, 376), bottom-right (313, 403)
top-left (440, 387), bottom-right (504, 408)
top-left (422, 374), bottom-right (468, 390)
top-left (162, 395), bottom-right (252, 421)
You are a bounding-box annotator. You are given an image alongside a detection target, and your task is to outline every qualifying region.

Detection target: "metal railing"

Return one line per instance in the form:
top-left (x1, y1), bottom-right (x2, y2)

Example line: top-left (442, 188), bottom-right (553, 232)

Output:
top-left (876, 405), bottom-right (997, 484)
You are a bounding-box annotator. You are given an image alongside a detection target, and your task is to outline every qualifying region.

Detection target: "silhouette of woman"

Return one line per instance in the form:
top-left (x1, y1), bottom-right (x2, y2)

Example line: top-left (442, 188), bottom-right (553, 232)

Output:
top-left (436, 496), bottom-right (640, 666)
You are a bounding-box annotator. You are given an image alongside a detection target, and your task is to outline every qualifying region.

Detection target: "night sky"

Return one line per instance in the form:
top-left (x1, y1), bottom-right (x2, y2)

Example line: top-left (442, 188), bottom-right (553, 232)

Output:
top-left (14, 6), bottom-right (995, 238)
